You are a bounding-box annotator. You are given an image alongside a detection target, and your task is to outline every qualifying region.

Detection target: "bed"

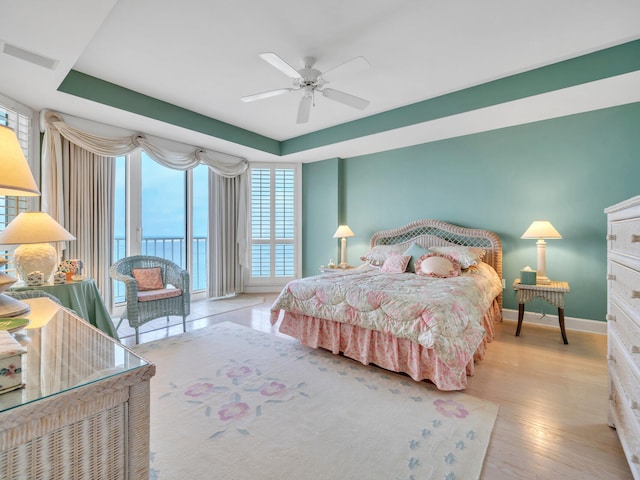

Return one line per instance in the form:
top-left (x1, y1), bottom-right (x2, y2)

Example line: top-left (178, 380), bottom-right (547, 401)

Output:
top-left (270, 219), bottom-right (503, 390)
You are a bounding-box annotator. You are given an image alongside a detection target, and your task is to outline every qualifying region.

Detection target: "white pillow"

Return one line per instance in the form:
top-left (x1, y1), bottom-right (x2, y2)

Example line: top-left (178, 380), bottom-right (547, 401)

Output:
top-left (360, 244), bottom-right (406, 266)
top-left (415, 253), bottom-right (461, 278)
top-left (429, 246), bottom-right (486, 269)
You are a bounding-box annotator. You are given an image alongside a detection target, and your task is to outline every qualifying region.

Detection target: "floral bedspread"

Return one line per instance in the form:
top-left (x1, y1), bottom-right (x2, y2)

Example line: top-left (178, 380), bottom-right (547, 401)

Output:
top-left (270, 263), bottom-right (502, 369)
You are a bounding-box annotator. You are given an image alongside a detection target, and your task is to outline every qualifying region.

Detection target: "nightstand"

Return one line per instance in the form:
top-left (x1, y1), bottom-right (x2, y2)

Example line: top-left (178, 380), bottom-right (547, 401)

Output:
top-left (320, 265), bottom-right (355, 273)
top-left (512, 279), bottom-right (571, 344)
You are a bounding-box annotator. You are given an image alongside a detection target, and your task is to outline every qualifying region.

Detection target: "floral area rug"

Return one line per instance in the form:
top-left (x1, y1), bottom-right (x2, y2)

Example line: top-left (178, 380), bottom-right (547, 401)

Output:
top-left (133, 322), bottom-right (498, 480)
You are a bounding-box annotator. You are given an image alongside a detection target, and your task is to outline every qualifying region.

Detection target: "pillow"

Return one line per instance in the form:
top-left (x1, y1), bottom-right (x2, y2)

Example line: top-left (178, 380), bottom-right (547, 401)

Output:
top-left (360, 244), bottom-right (406, 266)
top-left (402, 243), bottom-right (431, 273)
top-left (380, 254), bottom-right (411, 274)
top-left (429, 246), bottom-right (486, 269)
top-left (415, 253), bottom-right (461, 278)
top-left (132, 267), bottom-right (164, 291)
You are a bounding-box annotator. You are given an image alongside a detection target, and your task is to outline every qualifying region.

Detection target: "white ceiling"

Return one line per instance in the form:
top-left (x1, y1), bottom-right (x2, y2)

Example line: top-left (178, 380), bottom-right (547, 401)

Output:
top-left (1, 0), bottom-right (640, 162)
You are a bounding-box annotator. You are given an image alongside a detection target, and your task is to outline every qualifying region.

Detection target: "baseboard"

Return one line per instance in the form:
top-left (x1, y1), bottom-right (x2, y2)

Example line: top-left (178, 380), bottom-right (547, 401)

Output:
top-left (502, 308), bottom-right (607, 335)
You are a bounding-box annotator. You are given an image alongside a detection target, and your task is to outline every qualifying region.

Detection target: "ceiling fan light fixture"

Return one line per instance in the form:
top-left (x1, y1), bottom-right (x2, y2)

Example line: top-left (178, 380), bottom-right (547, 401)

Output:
top-left (243, 52), bottom-right (371, 123)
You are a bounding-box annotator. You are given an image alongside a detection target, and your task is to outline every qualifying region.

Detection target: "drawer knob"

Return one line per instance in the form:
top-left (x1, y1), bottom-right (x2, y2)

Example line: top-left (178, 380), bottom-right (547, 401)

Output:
top-left (607, 234), bottom-right (617, 241)
top-left (633, 291), bottom-right (640, 299)
top-left (633, 455), bottom-right (640, 465)
top-left (632, 234), bottom-right (640, 243)
top-left (633, 401), bottom-right (640, 410)
top-left (608, 354), bottom-right (616, 363)
top-left (607, 274), bottom-right (616, 281)
top-left (633, 346), bottom-right (640, 354)
top-left (606, 314), bottom-right (616, 322)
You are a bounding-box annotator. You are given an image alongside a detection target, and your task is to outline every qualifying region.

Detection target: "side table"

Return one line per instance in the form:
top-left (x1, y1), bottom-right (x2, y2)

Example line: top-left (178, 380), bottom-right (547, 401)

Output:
top-left (513, 279), bottom-right (571, 344)
top-left (9, 278), bottom-right (117, 339)
top-left (320, 265), bottom-right (356, 273)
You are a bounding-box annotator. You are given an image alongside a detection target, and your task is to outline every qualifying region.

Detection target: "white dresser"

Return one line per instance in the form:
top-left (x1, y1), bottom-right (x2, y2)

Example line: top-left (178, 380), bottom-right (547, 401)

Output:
top-left (606, 195), bottom-right (640, 479)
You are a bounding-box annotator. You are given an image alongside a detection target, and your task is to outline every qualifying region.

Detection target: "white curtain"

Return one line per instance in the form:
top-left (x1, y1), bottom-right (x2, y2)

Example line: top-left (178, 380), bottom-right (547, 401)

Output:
top-left (41, 111), bottom-right (250, 308)
top-left (61, 140), bottom-right (115, 308)
top-left (208, 172), bottom-right (248, 298)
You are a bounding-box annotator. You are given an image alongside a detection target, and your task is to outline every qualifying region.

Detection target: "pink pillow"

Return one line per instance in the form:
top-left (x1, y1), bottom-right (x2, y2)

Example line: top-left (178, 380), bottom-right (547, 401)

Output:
top-left (415, 253), bottom-right (461, 278)
top-left (132, 267), bottom-right (164, 291)
top-left (380, 254), bottom-right (411, 273)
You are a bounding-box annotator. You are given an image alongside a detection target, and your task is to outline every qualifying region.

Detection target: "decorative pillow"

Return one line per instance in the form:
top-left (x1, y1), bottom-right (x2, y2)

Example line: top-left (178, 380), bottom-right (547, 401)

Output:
top-left (360, 244), bottom-right (406, 266)
top-left (415, 253), bottom-right (461, 278)
top-left (132, 267), bottom-right (164, 291)
top-left (380, 254), bottom-right (411, 274)
top-left (429, 246), bottom-right (486, 269)
top-left (402, 243), bottom-right (431, 273)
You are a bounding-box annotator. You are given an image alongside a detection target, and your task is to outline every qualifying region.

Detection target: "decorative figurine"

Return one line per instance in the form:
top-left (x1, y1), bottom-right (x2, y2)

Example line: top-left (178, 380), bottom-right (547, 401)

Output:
top-left (26, 271), bottom-right (44, 286)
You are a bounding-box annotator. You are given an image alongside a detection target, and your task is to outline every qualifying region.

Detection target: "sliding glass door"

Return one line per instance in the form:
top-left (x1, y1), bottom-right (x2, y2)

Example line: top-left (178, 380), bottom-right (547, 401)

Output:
top-left (113, 152), bottom-right (208, 303)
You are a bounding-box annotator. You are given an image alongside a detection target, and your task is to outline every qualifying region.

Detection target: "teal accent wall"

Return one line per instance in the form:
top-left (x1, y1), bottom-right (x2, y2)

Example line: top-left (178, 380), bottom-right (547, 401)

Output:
top-left (302, 102), bottom-right (640, 322)
top-left (302, 159), bottom-right (340, 278)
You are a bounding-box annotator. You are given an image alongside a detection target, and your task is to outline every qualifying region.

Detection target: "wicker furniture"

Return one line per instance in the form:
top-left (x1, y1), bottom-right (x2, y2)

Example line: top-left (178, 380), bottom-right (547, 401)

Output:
top-left (273, 219), bottom-right (503, 390)
top-left (605, 195), bottom-right (640, 479)
top-left (512, 279), bottom-right (570, 344)
top-left (0, 297), bottom-right (155, 479)
top-left (110, 256), bottom-right (190, 344)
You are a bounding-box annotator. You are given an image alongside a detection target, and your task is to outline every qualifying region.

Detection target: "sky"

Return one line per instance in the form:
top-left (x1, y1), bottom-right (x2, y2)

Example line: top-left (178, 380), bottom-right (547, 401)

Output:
top-left (114, 154), bottom-right (208, 239)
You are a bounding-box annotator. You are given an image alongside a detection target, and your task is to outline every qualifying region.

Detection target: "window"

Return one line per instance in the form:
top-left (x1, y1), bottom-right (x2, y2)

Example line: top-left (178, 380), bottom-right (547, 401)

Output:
top-left (248, 165), bottom-right (300, 289)
top-left (0, 94), bottom-right (38, 276)
top-left (112, 151), bottom-right (209, 303)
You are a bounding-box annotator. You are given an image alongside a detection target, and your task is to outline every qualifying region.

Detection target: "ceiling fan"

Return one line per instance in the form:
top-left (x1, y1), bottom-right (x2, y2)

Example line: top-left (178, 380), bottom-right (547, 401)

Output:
top-left (241, 52), bottom-right (370, 124)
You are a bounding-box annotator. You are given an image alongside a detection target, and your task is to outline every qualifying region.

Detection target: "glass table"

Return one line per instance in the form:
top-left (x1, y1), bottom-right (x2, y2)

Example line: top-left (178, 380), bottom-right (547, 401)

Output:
top-left (0, 297), bottom-right (155, 479)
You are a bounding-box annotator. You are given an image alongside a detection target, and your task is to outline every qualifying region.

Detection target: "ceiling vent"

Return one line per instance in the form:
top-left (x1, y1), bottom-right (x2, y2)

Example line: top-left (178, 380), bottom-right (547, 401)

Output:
top-left (1, 41), bottom-right (58, 70)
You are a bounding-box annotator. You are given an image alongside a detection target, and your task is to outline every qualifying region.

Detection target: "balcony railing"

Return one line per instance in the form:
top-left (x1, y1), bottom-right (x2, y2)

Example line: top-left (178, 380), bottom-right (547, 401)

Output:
top-left (113, 236), bottom-right (207, 303)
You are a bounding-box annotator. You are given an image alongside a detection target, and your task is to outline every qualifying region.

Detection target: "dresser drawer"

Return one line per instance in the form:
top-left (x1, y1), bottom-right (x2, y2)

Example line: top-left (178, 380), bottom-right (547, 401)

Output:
top-left (609, 300), bottom-right (640, 373)
top-left (610, 331), bottom-right (640, 413)
top-left (610, 374), bottom-right (640, 478)
top-left (610, 261), bottom-right (640, 314)
top-left (610, 217), bottom-right (640, 259)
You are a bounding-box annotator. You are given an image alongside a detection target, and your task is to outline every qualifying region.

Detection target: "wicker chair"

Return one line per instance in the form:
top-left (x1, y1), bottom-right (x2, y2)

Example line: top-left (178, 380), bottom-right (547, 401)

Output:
top-left (110, 255), bottom-right (190, 344)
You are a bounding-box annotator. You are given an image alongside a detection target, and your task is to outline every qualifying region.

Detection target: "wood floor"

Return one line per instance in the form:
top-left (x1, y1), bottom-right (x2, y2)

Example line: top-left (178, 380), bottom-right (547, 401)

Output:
top-left (123, 294), bottom-right (632, 479)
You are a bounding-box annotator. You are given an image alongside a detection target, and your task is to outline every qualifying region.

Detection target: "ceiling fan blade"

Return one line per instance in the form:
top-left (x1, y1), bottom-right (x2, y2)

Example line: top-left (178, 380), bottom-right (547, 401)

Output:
top-left (241, 88), bottom-right (294, 103)
top-left (296, 94), bottom-right (313, 124)
top-left (259, 52), bottom-right (302, 80)
top-left (322, 88), bottom-right (370, 110)
top-left (321, 56), bottom-right (370, 82)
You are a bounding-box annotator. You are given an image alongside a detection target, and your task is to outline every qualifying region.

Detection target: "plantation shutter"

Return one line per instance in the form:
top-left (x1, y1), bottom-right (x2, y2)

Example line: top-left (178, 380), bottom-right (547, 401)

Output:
top-left (250, 166), bottom-right (296, 281)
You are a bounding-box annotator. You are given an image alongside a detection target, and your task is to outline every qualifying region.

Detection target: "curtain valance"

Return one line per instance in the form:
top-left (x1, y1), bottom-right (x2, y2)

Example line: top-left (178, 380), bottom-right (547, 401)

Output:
top-left (42, 111), bottom-right (248, 176)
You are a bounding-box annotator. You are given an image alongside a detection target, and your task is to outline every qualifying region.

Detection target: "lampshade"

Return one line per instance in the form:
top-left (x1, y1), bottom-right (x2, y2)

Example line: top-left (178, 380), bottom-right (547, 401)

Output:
top-left (333, 225), bottom-right (355, 239)
top-left (0, 125), bottom-right (40, 196)
top-left (0, 212), bottom-right (75, 282)
top-left (521, 221), bottom-right (562, 240)
top-left (0, 212), bottom-right (75, 245)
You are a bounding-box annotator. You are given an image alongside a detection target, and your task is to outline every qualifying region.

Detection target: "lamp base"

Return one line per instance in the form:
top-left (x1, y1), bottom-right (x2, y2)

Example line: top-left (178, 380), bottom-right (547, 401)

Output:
top-left (536, 275), bottom-right (552, 285)
top-left (14, 243), bottom-right (58, 283)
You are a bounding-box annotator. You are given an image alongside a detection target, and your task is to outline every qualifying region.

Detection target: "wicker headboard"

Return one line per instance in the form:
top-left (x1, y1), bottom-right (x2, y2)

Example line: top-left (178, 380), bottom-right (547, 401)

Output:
top-left (370, 219), bottom-right (503, 307)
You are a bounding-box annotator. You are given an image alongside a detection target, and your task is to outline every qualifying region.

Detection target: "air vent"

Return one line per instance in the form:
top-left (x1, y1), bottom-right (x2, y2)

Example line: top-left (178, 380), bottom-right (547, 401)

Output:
top-left (1, 41), bottom-right (58, 70)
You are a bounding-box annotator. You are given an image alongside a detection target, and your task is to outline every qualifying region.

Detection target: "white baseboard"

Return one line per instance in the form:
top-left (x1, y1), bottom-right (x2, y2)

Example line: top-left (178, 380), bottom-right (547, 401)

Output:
top-left (502, 308), bottom-right (607, 336)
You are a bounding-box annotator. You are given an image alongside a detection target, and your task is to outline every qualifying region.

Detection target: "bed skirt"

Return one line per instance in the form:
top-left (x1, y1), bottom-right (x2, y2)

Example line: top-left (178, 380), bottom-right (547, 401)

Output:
top-left (278, 298), bottom-right (501, 391)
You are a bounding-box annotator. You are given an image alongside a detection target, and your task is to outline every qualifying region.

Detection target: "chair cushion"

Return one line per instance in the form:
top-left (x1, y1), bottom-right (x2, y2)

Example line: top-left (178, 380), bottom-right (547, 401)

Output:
top-left (132, 267), bottom-right (164, 291)
top-left (137, 287), bottom-right (182, 302)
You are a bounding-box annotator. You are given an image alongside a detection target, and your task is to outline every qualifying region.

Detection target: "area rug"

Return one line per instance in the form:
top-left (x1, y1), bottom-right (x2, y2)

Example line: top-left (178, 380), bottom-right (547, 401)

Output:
top-left (116, 294), bottom-right (265, 339)
top-left (134, 322), bottom-right (498, 480)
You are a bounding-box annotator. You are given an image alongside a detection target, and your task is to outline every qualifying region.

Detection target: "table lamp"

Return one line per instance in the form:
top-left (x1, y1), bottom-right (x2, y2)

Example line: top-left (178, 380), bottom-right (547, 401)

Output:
top-left (521, 220), bottom-right (562, 284)
top-left (333, 225), bottom-right (355, 268)
top-left (0, 125), bottom-right (41, 316)
top-left (0, 212), bottom-right (75, 283)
